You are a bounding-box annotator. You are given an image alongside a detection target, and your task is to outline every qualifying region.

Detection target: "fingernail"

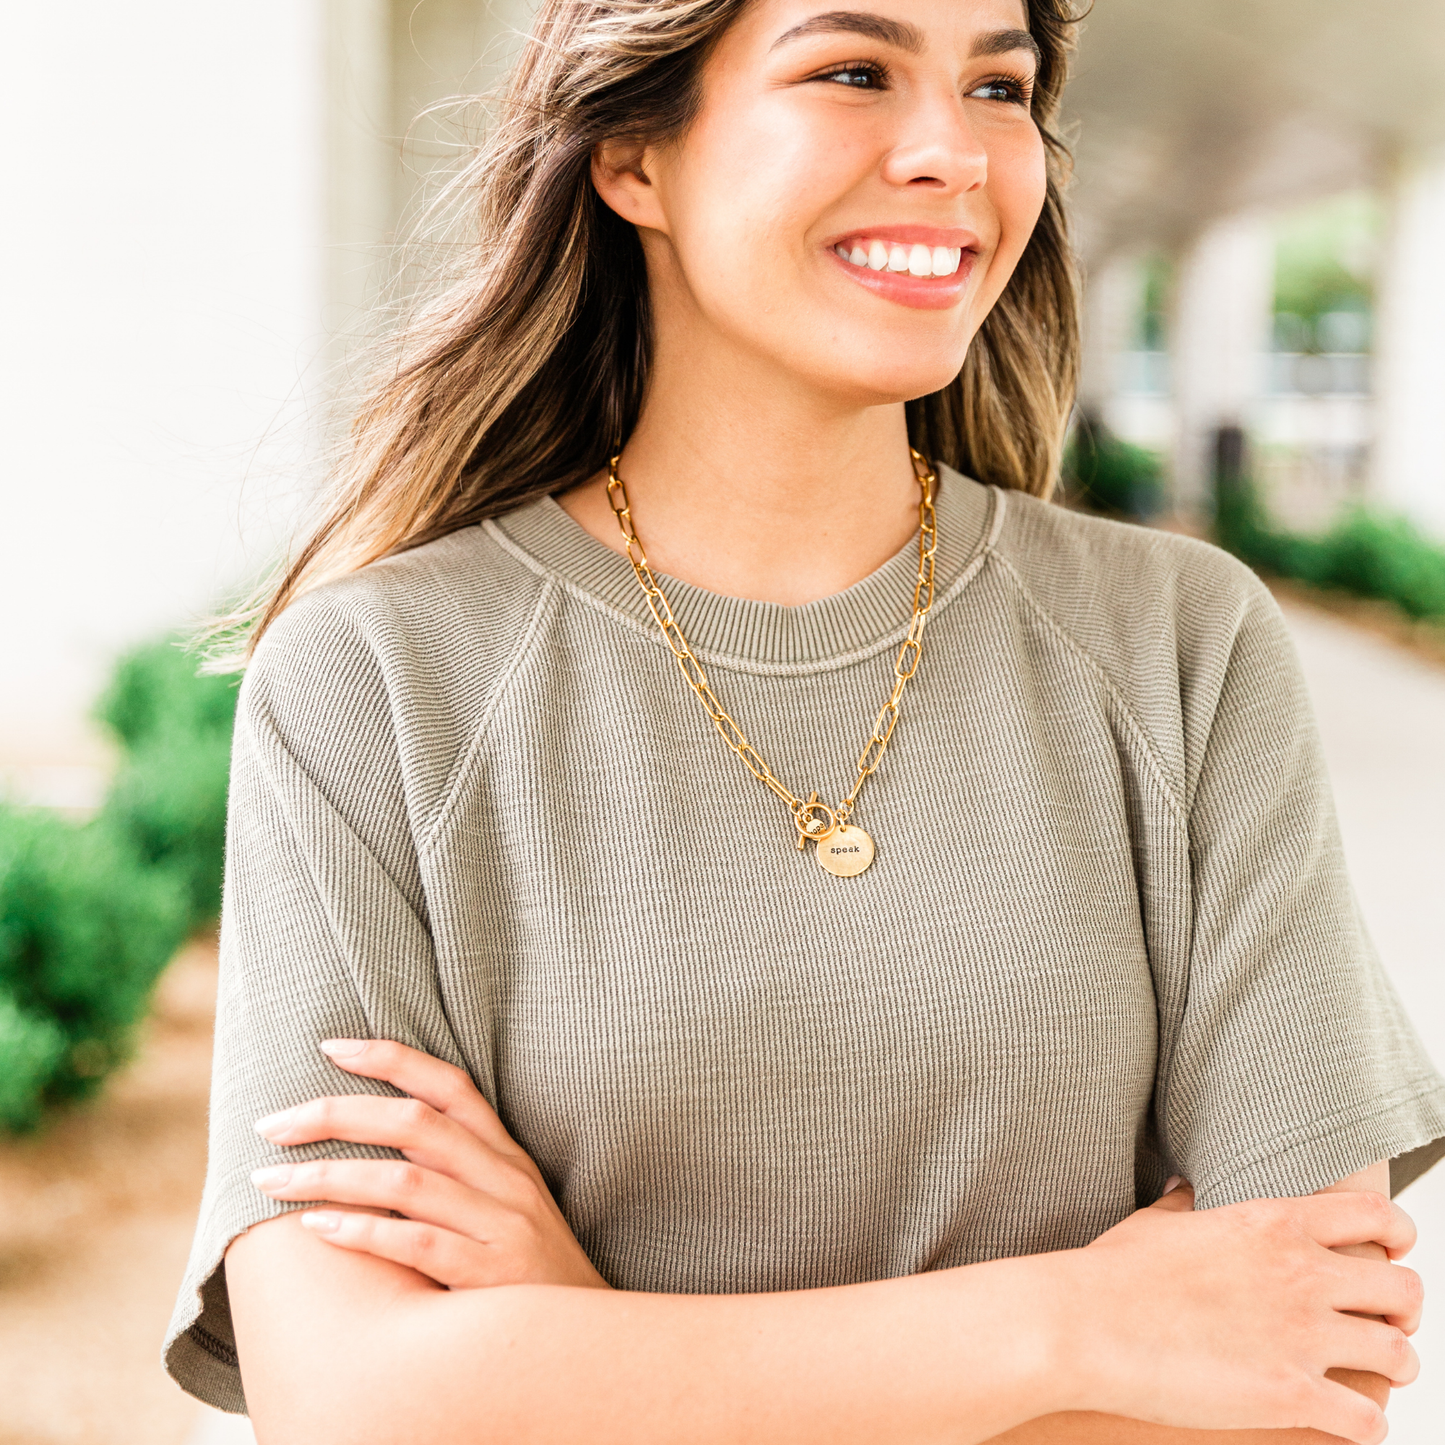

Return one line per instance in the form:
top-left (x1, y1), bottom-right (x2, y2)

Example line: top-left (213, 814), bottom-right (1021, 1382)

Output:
top-left (320, 1039), bottom-right (367, 1058)
top-left (302, 1210), bottom-right (341, 1234)
top-left (1162, 1175), bottom-right (1182, 1195)
top-left (250, 1166), bottom-right (293, 1190)
top-left (254, 1107), bottom-right (297, 1137)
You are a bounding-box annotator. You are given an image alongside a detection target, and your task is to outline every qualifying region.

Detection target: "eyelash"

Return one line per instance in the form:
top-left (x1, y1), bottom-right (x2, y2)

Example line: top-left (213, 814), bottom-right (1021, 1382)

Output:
top-left (812, 60), bottom-right (1034, 108)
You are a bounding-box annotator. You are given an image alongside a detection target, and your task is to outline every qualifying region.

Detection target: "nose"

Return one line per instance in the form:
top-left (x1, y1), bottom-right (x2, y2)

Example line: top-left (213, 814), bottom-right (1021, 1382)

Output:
top-left (878, 91), bottom-right (988, 196)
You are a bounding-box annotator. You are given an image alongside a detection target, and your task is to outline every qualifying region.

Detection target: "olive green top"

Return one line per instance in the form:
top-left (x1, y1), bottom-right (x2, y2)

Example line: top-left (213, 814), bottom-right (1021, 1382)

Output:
top-left (166, 468), bottom-right (1445, 1413)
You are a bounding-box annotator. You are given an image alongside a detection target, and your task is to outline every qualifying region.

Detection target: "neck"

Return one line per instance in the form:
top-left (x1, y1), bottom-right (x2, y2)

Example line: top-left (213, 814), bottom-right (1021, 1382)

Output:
top-left (557, 331), bottom-right (923, 605)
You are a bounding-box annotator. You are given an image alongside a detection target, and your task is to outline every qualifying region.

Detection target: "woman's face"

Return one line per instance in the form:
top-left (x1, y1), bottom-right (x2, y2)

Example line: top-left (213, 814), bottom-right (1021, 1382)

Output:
top-left (596, 0), bottom-right (1049, 408)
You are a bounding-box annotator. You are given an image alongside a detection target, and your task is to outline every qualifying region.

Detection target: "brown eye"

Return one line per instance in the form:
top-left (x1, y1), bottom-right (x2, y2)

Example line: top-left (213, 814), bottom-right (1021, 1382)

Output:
top-left (820, 63), bottom-right (886, 89)
top-left (968, 79), bottom-right (1028, 104)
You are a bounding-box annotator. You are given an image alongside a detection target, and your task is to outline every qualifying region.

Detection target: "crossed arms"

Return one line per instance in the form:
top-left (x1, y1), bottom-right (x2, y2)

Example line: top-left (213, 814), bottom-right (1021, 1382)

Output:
top-left (226, 1041), bottom-right (1421, 1445)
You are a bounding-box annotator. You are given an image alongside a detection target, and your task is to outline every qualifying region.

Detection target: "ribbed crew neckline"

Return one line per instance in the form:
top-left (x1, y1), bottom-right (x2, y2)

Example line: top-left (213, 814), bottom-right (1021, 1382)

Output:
top-left (488, 464), bottom-right (999, 670)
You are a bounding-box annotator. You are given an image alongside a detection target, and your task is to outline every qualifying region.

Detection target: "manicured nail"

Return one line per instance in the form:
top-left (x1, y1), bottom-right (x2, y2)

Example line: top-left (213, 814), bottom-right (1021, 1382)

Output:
top-left (254, 1107), bottom-right (297, 1137)
top-left (1162, 1175), bottom-right (1182, 1195)
top-left (250, 1166), bottom-right (293, 1190)
top-left (302, 1210), bottom-right (341, 1234)
top-left (320, 1039), bottom-right (367, 1058)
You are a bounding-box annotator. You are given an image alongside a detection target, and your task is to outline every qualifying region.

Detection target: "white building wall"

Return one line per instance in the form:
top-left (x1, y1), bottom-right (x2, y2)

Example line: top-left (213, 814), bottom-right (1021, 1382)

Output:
top-left (1169, 215), bottom-right (1276, 516)
top-left (1, 2), bottom-right (330, 788)
top-left (1372, 149), bottom-right (1445, 536)
top-left (1078, 256), bottom-right (1145, 419)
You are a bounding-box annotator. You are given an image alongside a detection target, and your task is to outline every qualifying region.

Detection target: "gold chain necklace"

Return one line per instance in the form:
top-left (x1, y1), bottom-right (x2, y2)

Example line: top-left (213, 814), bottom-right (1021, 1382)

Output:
top-left (605, 448), bottom-right (938, 877)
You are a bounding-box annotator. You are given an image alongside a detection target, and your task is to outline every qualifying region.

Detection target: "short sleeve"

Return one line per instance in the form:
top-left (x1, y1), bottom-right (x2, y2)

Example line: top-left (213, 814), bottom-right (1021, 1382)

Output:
top-left (1158, 582), bottom-right (1445, 1210)
top-left (162, 602), bottom-right (465, 1414)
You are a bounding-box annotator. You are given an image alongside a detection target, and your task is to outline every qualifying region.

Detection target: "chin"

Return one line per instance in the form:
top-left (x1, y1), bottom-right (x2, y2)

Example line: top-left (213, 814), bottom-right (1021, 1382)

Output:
top-left (813, 352), bottom-right (970, 408)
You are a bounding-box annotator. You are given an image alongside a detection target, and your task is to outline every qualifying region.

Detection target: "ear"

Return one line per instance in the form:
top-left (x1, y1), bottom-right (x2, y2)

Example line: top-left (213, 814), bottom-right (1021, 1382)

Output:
top-left (591, 137), bottom-right (669, 234)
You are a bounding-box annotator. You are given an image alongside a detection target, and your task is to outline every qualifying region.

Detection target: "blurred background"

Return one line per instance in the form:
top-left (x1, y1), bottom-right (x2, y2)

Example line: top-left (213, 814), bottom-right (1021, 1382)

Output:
top-left (1, 3), bottom-right (1442, 1442)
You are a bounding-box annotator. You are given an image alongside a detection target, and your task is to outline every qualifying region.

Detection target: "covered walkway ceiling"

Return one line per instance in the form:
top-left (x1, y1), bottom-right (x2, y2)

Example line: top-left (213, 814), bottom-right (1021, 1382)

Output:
top-left (1064, 0), bottom-right (1445, 262)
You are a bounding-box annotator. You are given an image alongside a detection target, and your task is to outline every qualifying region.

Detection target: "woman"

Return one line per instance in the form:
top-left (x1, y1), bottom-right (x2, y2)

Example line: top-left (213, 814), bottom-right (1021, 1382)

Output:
top-left (166, 1), bottom-right (1444, 1441)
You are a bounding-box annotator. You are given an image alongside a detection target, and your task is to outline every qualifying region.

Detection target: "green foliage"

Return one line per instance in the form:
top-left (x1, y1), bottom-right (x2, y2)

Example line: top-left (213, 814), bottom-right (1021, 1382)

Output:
top-left (1138, 251), bottom-right (1174, 352)
top-left (1272, 191), bottom-right (1379, 354)
top-left (1065, 417), bottom-right (1166, 521)
top-left (0, 805), bottom-right (190, 1127)
top-left (0, 991), bottom-right (66, 1133)
top-left (0, 639), bottom-right (236, 1134)
top-left (95, 643), bottom-right (239, 927)
top-left (1216, 482), bottom-right (1445, 621)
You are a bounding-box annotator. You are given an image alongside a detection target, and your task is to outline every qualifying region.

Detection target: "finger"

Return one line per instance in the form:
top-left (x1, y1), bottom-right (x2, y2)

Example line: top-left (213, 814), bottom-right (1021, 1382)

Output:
top-left (1327, 1315), bottom-right (1420, 1388)
top-left (1331, 1256), bottom-right (1425, 1334)
top-left (300, 1208), bottom-right (506, 1290)
top-left (254, 1095), bottom-right (504, 1191)
top-left (1148, 1180), bottom-right (1195, 1213)
top-left (1300, 1191), bottom-right (1417, 1259)
top-left (318, 1039), bottom-right (519, 1154)
top-left (1303, 1375), bottom-right (1388, 1445)
top-left (251, 1158), bottom-right (512, 1240)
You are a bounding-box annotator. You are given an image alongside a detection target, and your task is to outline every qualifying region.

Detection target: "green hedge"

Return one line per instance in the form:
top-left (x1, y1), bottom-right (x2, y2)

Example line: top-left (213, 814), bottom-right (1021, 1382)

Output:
top-left (0, 641), bottom-right (236, 1132)
top-left (1064, 416), bottom-right (1166, 521)
top-left (1216, 482), bottom-right (1445, 621)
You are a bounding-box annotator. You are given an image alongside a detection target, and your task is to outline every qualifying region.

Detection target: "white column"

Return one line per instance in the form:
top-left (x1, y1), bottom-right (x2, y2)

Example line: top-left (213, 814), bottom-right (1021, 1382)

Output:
top-left (1078, 255), bottom-right (1144, 420)
top-left (325, 0), bottom-right (394, 348)
top-left (1372, 149), bottom-right (1445, 537)
top-left (1169, 216), bottom-right (1276, 517)
top-left (0, 0), bottom-right (329, 785)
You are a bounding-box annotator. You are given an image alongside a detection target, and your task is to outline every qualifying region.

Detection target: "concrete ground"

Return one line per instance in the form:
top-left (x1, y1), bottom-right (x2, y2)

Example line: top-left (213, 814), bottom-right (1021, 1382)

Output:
top-left (1279, 600), bottom-right (1445, 1445)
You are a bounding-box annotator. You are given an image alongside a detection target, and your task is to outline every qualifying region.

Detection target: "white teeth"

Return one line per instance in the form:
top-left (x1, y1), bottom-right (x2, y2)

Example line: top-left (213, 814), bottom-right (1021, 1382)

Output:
top-left (837, 239), bottom-right (966, 278)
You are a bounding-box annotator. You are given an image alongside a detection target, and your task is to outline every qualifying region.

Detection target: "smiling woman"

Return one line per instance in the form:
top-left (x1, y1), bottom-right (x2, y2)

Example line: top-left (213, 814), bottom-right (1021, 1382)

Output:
top-left (169, 3), bottom-right (1444, 1444)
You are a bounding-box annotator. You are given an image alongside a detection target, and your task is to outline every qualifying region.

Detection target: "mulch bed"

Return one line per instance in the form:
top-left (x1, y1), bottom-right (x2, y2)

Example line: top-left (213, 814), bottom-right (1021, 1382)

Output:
top-left (0, 939), bottom-right (218, 1445)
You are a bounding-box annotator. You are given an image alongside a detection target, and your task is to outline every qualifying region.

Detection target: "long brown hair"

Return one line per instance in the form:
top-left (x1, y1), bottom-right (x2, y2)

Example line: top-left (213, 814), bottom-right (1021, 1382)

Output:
top-left (238, 0), bottom-right (1082, 657)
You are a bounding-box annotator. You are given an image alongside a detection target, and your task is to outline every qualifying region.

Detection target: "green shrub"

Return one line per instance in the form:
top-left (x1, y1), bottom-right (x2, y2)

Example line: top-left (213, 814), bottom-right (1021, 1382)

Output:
top-left (1216, 480), bottom-right (1445, 621)
top-left (0, 806), bottom-right (189, 1125)
top-left (0, 992), bottom-right (67, 1132)
top-left (1065, 416), bottom-right (1166, 520)
top-left (0, 638), bottom-right (237, 1134)
top-left (95, 642), bottom-right (239, 929)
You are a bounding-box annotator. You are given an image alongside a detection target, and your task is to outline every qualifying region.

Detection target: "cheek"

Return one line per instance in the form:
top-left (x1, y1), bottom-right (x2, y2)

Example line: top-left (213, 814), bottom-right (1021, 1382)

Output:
top-left (666, 98), bottom-right (871, 299)
top-left (983, 130), bottom-right (1048, 284)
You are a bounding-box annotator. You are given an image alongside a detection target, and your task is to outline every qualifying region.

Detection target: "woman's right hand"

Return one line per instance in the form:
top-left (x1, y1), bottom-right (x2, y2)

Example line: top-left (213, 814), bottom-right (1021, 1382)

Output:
top-left (1053, 1184), bottom-right (1422, 1445)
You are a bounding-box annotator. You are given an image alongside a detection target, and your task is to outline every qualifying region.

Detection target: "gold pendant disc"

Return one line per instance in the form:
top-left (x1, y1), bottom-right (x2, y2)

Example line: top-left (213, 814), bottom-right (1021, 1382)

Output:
top-left (815, 824), bottom-right (875, 877)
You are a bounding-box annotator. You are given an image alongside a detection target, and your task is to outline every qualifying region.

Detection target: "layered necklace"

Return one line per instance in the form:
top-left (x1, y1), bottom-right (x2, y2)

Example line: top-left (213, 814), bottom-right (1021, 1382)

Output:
top-left (606, 448), bottom-right (937, 878)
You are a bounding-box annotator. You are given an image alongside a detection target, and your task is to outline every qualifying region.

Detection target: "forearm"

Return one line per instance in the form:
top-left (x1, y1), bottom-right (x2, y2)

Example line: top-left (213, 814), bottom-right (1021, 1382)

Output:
top-left (976, 1164), bottom-right (1398, 1445)
top-left (232, 1213), bottom-right (1072, 1445)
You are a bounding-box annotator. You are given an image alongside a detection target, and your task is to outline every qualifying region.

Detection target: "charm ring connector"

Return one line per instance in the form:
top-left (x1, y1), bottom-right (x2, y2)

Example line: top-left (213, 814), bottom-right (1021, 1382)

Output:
top-left (794, 792), bottom-right (837, 850)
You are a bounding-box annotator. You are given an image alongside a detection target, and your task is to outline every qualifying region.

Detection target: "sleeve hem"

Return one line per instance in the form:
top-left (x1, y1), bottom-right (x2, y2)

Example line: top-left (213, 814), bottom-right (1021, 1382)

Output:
top-left (1193, 1078), bottom-right (1445, 1210)
top-left (163, 1173), bottom-right (323, 1417)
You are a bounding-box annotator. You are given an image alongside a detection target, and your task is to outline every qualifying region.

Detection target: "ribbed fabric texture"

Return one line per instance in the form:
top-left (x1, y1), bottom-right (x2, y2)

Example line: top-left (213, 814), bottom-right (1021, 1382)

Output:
top-left (166, 469), bottom-right (1445, 1414)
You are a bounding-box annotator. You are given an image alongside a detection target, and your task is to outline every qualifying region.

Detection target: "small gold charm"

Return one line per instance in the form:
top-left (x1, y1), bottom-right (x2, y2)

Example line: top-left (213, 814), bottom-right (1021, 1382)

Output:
top-left (816, 824), bottom-right (875, 877)
top-left (794, 791), bottom-right (837, 851)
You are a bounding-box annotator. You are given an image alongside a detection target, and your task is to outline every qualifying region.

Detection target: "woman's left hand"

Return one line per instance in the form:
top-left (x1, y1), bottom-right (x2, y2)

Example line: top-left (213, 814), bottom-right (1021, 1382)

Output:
top-left (250, 1039), bottom-right (610, 1292)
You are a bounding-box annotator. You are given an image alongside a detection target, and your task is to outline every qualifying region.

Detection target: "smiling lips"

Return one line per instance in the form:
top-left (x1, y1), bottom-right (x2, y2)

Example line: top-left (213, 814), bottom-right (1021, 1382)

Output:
top-left (834, 238), bottom-right (964, 278)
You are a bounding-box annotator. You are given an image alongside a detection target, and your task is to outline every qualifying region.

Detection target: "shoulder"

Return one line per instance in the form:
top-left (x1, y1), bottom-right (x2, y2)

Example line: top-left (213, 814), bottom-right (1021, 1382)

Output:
top-left (992, 488), bottom-right (1269, 631)
top-left (986, 488), bottom-right (1291, 792)
top-left (240, 521), bottom-right (550, 814)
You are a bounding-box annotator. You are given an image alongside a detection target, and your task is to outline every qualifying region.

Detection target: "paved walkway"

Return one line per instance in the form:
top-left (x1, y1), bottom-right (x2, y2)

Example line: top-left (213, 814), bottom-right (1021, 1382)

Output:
top-left (1280, 600), bottom-right (1445, 1444)
top-left (186, 601), bottom-right (1445, 1445)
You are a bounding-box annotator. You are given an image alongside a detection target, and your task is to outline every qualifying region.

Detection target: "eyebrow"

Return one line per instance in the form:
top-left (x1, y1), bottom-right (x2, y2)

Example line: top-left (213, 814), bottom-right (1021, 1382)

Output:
top-left (769, 13), bottom-right (1042, 67)
top-left (769, 11), bottom-right (925, 54)
top-left (971, 28), bottom-right (1042, 65)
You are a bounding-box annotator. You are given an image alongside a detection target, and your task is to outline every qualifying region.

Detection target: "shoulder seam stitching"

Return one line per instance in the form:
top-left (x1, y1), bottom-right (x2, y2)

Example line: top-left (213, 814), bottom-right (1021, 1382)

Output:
top-left (989, 548), bottom-right (1187, 823)
top-left (420, 576), bottom-right (557, 854)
